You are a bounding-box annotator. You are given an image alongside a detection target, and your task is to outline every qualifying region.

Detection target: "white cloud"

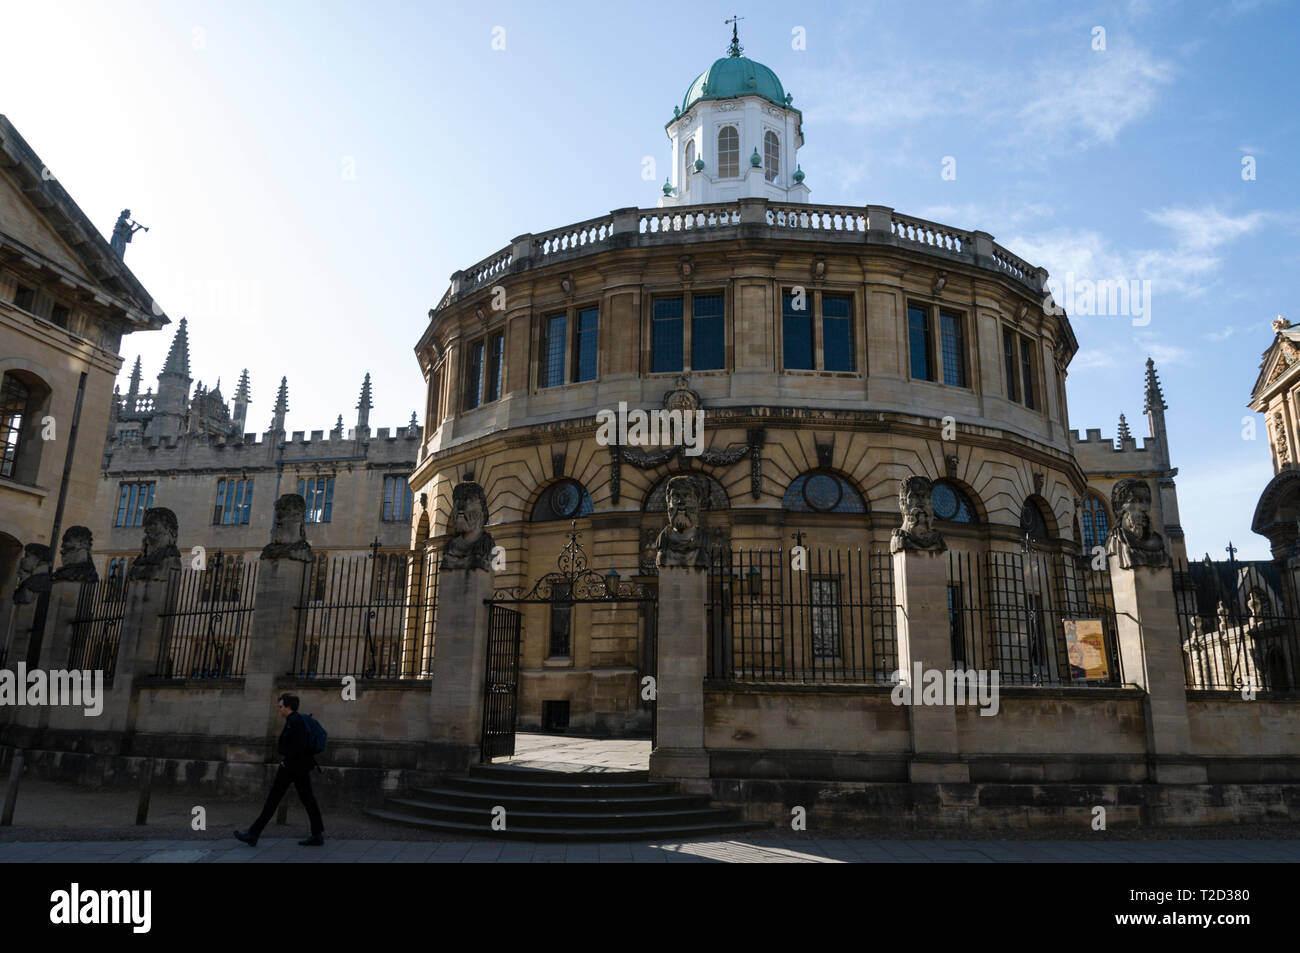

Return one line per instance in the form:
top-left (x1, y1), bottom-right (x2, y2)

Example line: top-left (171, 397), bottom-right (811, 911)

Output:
top-left (1146, 206), bottom-right (1270, 252)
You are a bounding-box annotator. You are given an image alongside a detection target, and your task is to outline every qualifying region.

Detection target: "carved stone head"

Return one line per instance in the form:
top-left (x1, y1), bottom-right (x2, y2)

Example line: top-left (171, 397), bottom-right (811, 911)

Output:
top-left (665, 475), bottom-right (702, 535)
top-left (442, 481), bottom-right (495, 571)
top-left (898, 476), bottom-right (935, 536)
top-left (1112, 479), bottom-right (1153, 540)
top-left (141, 507), bottom-right (178, 555)
top-left (13, 542), bottom-right (53, 603)
top-left (450, 481), bottom-right (488, 542)
top-left (261, 494), bottom-right (313, 562)
top-left (52, 526), bottom-right (97, 583)
top-left (273, 494), bottom-right (307, 545)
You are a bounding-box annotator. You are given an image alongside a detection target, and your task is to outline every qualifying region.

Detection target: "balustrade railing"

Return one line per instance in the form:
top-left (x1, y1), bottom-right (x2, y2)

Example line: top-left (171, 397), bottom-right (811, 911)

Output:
top-left (435, 200), bottom-right (1043, 311)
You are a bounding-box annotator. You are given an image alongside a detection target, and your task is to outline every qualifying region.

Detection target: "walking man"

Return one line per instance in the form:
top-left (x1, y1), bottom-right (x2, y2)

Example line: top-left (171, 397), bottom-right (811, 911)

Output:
top-left (235, 693), bottom-right (325, 846)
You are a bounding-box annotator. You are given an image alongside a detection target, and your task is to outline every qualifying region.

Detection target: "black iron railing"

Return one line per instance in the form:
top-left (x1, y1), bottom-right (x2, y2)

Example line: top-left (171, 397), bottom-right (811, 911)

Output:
top-left (293, 547), bottom-right (439, 679)
top-left (707, 546), bottom-right (898, 683)
top-left (67, 578), bottom-right (129, 678)
top-left (155, 554), bottom-right (257, 678)
top-left (1173, 553), bottom-right (1300, 694)
top-left (947, 549), bottom-right (1123, 687)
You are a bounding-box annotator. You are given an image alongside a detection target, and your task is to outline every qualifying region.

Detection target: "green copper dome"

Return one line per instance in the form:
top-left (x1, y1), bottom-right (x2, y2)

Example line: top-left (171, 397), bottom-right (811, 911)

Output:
top-left (679, 55), bottom-right (789, 115)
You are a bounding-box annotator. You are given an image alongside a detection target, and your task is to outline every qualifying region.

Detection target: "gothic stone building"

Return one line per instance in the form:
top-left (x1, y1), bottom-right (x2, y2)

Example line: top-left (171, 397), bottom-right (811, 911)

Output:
top-left (0, 115), bottom-right (167, 658)
top-left (94, 318), bottom-right (424, 611)
top-left (407, 43), bottom-right (1187, 736)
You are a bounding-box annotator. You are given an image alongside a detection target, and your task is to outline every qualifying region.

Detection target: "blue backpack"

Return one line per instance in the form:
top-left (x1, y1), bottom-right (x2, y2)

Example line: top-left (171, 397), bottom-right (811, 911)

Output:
top-left (300, 713), bottom-right (327, 756)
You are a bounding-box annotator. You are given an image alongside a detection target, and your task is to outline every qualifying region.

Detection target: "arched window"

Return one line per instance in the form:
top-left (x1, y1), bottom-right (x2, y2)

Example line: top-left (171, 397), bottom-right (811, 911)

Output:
top-left (1080, 494), bottom-right (1109, 549)
top-left (717, 126), bottom-right (739, 178)
top-left (531, 479), bottom-right (594, 522)
top-left (1020, 498), bottom-right (1050, 542)
top-left (644, 472), bottom-right (729, 512)
top-left (684, 139), bottom-right (695, 192)
top-left (764, 130), bottom-right (779, 183)
top-left (0, 373), bottom-right (31, 479)
top-left (931, 481), bottom-right (977, 523)
top-left (782, 471), bottom-right (866, 514)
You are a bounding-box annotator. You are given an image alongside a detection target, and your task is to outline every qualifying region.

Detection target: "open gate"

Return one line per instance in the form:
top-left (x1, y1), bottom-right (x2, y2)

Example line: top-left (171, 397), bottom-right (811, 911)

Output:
top-left (483, 521), bottom-right (656, 761)
top-left (481, 605), bottom-right (522, 760)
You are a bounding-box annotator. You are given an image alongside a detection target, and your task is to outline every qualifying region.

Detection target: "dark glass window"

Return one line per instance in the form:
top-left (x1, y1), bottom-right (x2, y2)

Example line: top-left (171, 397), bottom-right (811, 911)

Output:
top-left (531, 480), bottom-right (594, 522)
top-left (115, 482), bottom-right (155, 527)
top-left (692, 293), bottom-right (725, 370)
top-left (298, 477), bottom-right (334, 523)
top-left (1020, 498), bottom-right (1049, 542)
top-left (464, 339), bottom-right (484, 409)
top-left (213, 478), bottom-right (254, 525)
top-left (383, 475), bottom-right (414, 522)
top-left (12, 285), bottom-right (34, 312)
top-left (948, 584), bottom-right (966, 665)
top-left (908, 305), bottom-right (933, 381)
top-left (1004, 328), bottom-right (1019, 402)
top-left (549, 582), bottom-right (572, 657)
top-left (782, 471), bottom-right (866, 513)
top-left (652, 297), bottom-right (684, 374)
top-left (540, 314), bottom-right (567, 388)
top-left (1080, 495), bottom-right (1109, 549)
top-left (575, 307), bottom-right (598, 382)
top-left (782, 291), bottom-right (814, 370)
top-left (1020, 333), bottom-right (1036, 410)
top-left (940, 311), bottom-right (966, 387)
top-left (810, 576), bottom-right (841, 659)
top-left (0, 373), bottom-right (29, 479)
top-left (485, 332), bottom-right (504, 401)
top-left (822, 294), bottom-right (854, 372)
top-left (931, 481), bottom-right (977, 523)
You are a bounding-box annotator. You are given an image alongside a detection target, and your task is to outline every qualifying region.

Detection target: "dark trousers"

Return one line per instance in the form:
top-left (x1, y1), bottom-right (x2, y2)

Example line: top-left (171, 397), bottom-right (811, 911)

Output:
top-left (249, 764), bottom-right (324, 836)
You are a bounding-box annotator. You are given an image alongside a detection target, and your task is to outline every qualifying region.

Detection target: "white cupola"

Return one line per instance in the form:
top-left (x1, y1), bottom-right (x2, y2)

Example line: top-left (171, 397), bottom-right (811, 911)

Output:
top-left (659, 25), bottom-right (809, 208)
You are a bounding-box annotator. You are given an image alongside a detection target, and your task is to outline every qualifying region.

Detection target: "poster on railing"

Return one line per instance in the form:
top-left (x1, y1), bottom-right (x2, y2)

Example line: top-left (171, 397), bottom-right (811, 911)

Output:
top-left (1062, 619), bottom-right (1110, 681)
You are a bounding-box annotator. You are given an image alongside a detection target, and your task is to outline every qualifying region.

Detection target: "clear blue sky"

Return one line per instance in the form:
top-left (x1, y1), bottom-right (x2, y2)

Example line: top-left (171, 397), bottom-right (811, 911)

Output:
top-left (3, 0), bottom-right (1296, 557)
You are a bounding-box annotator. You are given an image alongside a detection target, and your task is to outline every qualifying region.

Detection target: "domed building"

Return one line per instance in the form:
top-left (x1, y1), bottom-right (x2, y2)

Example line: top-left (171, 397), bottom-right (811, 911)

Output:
top-left (408, 33), bottom-right (1186, 736)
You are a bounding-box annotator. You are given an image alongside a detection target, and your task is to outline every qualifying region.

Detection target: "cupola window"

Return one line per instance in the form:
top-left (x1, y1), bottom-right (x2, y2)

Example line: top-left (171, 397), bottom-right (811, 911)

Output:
top-left (764, 131), bottom-right (779, 183)
top-left (717, 126), bottom-right (739, 178)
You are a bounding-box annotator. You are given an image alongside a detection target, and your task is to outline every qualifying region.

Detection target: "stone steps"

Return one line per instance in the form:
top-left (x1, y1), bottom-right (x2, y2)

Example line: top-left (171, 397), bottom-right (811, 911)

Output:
top-left (366, 764), bottom-right (769, 841)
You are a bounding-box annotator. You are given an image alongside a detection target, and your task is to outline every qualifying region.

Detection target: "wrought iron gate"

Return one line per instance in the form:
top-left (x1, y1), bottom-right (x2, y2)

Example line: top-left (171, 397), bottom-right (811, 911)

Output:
top-left (481, 605), bottom-right (522, 760)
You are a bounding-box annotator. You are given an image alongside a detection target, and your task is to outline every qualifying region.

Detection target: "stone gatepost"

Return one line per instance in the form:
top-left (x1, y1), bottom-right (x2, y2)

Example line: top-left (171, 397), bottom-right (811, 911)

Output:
top-left (890, 476), bottom-right (968, 783)
top-left (427, 481), bottom-right (496, 770)
top-left (106, 508), bottom-right (183, 735)
top-left (242, 494), bottom-right (314, 744)
top-left (1106, 479), bottom-right (1205, 784)
top-left (646, 475), bottom-right (711, 794)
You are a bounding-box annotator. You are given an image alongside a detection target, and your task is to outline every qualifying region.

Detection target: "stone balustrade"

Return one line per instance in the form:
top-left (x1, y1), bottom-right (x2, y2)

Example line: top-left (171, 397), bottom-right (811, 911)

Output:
top-left (435, 198), bottom-right (1047, 308)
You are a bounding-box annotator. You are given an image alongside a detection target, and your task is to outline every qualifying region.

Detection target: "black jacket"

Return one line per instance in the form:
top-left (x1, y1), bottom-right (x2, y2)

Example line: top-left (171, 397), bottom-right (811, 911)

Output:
top-left (278, 711), bottom-right (317, 773)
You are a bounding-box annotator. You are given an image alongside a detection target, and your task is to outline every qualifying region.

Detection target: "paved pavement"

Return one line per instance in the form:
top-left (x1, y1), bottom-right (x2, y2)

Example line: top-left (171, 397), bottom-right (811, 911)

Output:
top-left (500, 733), bottom-right (651, 773)
top-left (2, 837), bottom-right (1298, 863)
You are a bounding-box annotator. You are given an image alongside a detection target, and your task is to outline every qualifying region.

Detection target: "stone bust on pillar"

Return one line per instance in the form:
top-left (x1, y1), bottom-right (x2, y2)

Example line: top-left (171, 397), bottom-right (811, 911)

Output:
top-left (126, 507), bottom-right (182, 581)
top-left (1105, 478), bottom-right (1168, 570)
top-left (12, 543), bottom-right (52, 604)
top-left (52, 526), bottom-right (98, 583)
top-left (441, 481), bottom-right (495, 571)
top-left (261, 494), bottom-right (314, 562)
top-left (655, 475), bottom-right (710, 569)
top-left (890, 476), bottom-right (947, 554)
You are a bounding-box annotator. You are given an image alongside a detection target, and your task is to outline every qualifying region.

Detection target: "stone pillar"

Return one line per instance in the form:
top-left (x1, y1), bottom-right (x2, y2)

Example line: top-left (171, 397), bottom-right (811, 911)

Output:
top-left (1110, 565), bottom-right (1204, 783)
top-left (890, 476), bottom-right (967, 783)
top-left (427, 480), bottom-right (496, 770)
top-left (646, 474), bottom-right (712, 793)
top-left (241, 494), bottom-right (315, 742)
top-left (104, 576), bottom-right (170, 734)
top-left (1106, 478), bottom-right (1205, 784)
top-left (426, 569), bottom-right (493, 768)
top-left (866, 204), bottom-right (894, 240)
top-left (892, 547), bottom-right (967, 782)
top-left (647, 565), bottom-right (710, 792)
top-left (737, 197), bottom-right (767, 225)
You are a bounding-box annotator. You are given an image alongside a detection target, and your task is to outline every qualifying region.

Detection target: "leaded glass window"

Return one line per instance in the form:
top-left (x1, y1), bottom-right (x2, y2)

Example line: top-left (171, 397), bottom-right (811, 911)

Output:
top-left (931, 481), bottom-right (977, 523)
top-left (782, 471), bottom-right (866, 513)
top-left (575, 308), bottom-right (598, 382)
top-left (717, 126), bottom-right (739, 177)
top-left (908, 305), bottom-right (933, 381)
top-left (531, 479), bottom-right (594, 522)
top-left (692, 293), bottom-right (724, 370)
top-left (652, 297), bottom-right (684, 374)
top-left (1080, 494), bottom-right (1109, 549)
top-left (940, 311), bottom-right (966, 387)
top-left (298, 477), bottom-right (334, 523)
top-left (539, 314), bottom-right (567, 388)
top-left (486, 332), bottom-right (504, 401)
top-left (213, 478), bottom-right (254, 525)
top-left (115, 482), bottom-right (155, 527)
top-left (0, 373), bottom-right (28, 479)
top-left (764, 130), bottom-right (779, 183)
top-left (822, 294), bottom-right (853, 372)
top-left (783, 291), bottom-right (814, 370)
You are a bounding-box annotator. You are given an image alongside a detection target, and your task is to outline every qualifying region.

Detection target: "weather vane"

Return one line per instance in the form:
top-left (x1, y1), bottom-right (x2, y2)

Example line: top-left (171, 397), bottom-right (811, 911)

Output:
top-left (725, 14), bottom-right (744, 57)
